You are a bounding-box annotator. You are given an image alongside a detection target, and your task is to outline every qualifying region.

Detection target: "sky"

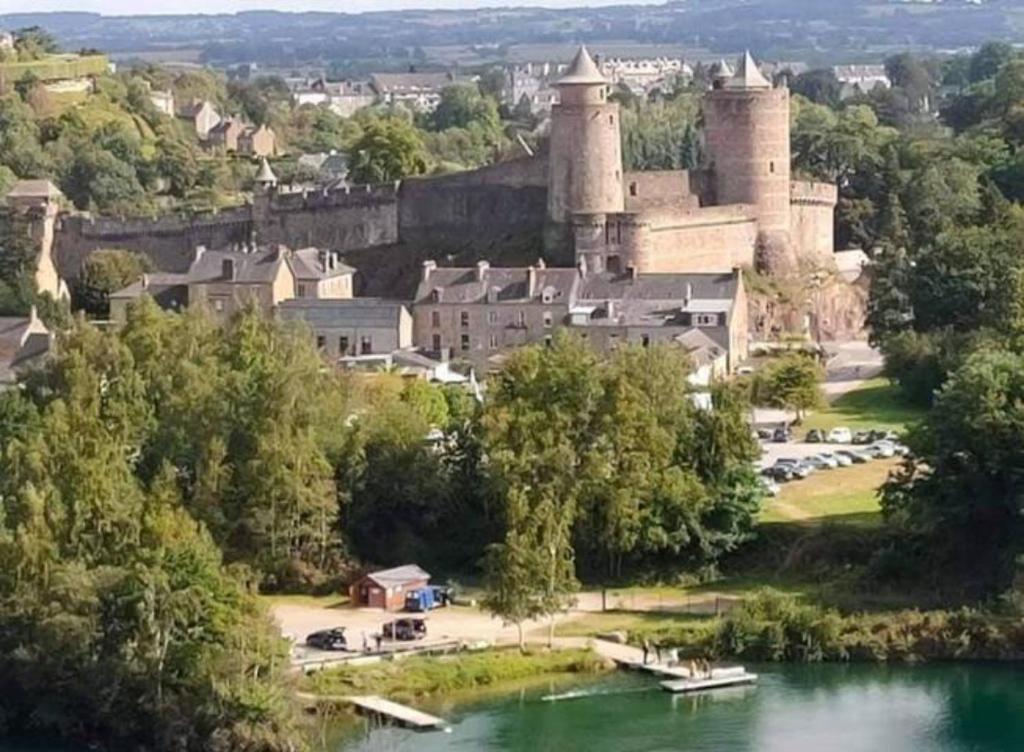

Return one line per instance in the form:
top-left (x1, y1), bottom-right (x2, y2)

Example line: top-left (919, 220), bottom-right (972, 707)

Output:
top-left (1, 0), bottom-right (661, 14)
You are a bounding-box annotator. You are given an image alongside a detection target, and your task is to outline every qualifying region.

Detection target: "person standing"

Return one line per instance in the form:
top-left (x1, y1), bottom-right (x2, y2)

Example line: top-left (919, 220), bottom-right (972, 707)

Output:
top-left (642, 637), bottom-right (651, 665)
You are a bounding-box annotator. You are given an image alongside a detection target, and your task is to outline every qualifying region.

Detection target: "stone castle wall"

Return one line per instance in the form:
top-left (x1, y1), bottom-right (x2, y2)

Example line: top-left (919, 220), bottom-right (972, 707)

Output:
top-left (398, 156), bottom-right (548, 253)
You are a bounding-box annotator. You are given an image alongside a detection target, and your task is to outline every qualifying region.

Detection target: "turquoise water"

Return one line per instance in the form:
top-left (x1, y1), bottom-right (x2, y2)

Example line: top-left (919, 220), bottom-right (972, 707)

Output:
top-left (336, 663), bottom-right (1024, 751)
top-left (4, 663), bottom-right (1023, 751)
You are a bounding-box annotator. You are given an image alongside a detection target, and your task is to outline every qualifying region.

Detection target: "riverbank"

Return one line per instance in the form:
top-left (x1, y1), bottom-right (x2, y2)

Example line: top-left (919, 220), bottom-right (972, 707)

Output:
top-left (558, 590), bottom-right (1024, 664)
top-left (302, 647), bottom-right (611, 705)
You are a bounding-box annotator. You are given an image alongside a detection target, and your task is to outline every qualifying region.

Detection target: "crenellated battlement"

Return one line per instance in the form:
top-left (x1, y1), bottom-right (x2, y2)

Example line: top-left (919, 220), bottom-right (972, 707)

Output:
top-left (791, 180), bottom-right (838, 206)
top-left (269, 181), bottom-right (400, 212)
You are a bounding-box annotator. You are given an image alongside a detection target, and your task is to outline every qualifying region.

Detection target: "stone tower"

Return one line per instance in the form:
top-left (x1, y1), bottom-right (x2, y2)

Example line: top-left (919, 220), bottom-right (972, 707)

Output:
top-left (545, 46), bottom-right (624, 261)
top-left (704, 52), bottom-right (793, 264)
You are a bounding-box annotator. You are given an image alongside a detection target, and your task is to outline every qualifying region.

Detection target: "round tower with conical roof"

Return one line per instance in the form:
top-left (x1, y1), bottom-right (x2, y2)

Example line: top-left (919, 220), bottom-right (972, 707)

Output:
top-left (704, 52), bottom-right (792, 251)
top-left (545, 46), bottom-right (624, 258)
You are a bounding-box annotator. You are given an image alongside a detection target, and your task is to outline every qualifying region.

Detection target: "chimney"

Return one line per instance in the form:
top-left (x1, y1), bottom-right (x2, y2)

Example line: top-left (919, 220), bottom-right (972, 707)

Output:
top-left (527, 265), bottom-right (537, 297)
top-left (330, 251), bottom-right (338, 271)
top-left (685, 282), bottom-right (693, 306)
top-left (476, 260), bottom-right (489, 282)
top-left (195, 244), bottom-right (207, 263)
top-left (422, 260), bottom-right (436, 282)
top-left (222, 258), bottom-right (235, 281)
top-left (606, 300), bottom-right (616, 320)
top-left (536, 257), bottom-right (546, 270)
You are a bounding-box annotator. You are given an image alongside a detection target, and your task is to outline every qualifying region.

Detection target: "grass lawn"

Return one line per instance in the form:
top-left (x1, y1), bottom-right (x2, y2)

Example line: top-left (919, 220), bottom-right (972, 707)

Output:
top-left (553, 610), bottom-right (709, 638)
top-left (257, 593), bottom-right (349, 609)
top-left (760, 459), bottom-right (896, 524)
top-left (802, 378), bottom-right (925, 433)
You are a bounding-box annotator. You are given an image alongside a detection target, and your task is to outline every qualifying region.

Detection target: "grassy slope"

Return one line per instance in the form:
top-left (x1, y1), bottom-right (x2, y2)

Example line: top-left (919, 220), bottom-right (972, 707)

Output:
top-left (801, 378), bottom-right (925, 433)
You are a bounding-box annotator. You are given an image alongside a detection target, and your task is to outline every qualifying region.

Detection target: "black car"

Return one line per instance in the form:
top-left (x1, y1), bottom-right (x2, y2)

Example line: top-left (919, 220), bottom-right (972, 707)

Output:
top-left (306, 627), bottom-right (347, 651)
top-left (755, 428), bottom-right (773, 441)
top-left (805, 429), bottom-right (825, 443)
top-left (772, 427), bottom-right (791, 443)
top-left (852, 431), bottom-right (872, 445)
top-left (383, 618), bottom-right (427, 641)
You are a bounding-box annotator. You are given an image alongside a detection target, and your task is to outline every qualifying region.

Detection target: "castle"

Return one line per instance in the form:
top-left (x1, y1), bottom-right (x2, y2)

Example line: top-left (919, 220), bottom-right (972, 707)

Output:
top-left (4, 48), bottom-right (854, 362)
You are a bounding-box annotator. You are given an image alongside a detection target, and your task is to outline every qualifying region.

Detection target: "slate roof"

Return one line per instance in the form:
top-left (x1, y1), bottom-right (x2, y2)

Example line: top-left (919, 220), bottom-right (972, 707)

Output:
top-left (278, 298), bottom-right (405, 328)
top-left (578, 271), bottom-right (740, 305)
top-left (109, 272), bottom-right (189, 299)
top-left (289, 247), bottom-right (354, 281)
top-left (675, 327), bottom-right (727, 366)
top-left (558, 46), bottom-right (607, 86)
top-left (415, 265), bottom-right (580, 305)
top-left (362, 564), bottom-right (430, 587)
top-left (0, 315), bottom-right (50, 384)
top-left (189, 247), bottom-right (286, 284)
top-left (5, 179), bottom-right (62, 200)
top-left (725, 51), bottom-right (771, 90)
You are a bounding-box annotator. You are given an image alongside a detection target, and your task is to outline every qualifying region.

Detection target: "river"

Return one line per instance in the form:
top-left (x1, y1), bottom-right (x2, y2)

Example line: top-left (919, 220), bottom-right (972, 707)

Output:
top-left (333, 662), bottom-right (1024, 751)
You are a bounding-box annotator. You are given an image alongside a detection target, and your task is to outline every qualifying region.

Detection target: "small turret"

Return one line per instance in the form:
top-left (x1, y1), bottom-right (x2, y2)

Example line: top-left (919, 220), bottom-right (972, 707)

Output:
top-left (254, 157), bottom-right (278, 191)
top-left (724, 51), bottom-right (771, 90)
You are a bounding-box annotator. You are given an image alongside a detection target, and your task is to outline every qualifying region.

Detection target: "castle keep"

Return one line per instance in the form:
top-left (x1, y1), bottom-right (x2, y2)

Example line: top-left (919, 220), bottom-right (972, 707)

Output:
top-left (6, 48), bottom-right (839, 335)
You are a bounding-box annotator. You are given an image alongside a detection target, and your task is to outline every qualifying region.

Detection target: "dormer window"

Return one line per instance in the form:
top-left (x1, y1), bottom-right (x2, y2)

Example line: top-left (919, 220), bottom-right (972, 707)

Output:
top-left (431, 289), bottom-right (441, 303)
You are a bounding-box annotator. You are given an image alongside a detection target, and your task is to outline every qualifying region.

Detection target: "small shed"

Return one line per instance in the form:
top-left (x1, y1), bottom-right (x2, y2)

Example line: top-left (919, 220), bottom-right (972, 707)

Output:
top-left (349, 564), bottom-right (430, 610)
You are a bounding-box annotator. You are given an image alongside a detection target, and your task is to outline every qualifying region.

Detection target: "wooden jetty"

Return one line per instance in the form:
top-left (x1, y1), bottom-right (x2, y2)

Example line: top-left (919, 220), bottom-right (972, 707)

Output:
top-left (298, 692), bottom-right (446, 730)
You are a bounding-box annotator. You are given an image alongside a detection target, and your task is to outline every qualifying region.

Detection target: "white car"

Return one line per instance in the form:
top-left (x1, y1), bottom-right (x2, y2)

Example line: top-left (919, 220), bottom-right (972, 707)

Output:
top-left (829, 451), bottom-right (853, 467)
top-left (759, 477), bottom-right (780, 496)
top-left (827, 427), bottom-right (853, 444)
top-left (811, 453), bottom-right (839, 469)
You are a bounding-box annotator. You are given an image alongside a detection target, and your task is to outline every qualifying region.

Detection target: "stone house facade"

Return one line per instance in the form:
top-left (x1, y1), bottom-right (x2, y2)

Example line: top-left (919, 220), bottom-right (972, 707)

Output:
top-left (277, 298), bottom-right (412, 359)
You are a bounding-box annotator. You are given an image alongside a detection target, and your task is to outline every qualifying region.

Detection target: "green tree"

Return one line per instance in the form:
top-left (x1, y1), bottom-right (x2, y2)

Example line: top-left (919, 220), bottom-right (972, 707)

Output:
top-left (347, 117), bottom-right (429, 184)
top-left (790, 68), bottom-right (842, 107)
top-left (752, 353), bottom-right (824, 419)
top-left (73, 248), bottom-right (151, 317)
top-left (883, 348), bottom-right (1024, 591)
top-left (429, 84), bottom-right (500, 132)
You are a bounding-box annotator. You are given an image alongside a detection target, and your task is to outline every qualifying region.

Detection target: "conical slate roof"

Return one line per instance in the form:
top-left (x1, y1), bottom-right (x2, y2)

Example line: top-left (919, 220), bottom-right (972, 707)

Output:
top-left (557, 45), bottom-right (607, 86)
top-left (725, 51), bottom-right (771, 90)
top-left (710, 59), bottom-right (734, 79)
top-left (255, 157), bottom-right (277, 185)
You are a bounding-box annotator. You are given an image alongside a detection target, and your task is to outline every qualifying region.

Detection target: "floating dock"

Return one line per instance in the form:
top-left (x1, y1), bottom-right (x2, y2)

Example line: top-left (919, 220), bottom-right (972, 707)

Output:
top-left (660, 667), bottom-right (758, 694)
top-left (297, 692), bottom-right (447, 730)
top-left (345, 695), bottom-right (447, 729)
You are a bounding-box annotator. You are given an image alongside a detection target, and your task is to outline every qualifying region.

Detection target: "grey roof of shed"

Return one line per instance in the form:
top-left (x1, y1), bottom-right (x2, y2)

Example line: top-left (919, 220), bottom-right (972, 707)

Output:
top-left (416, 266), bottom-right (580, 305)
top-left (0, 316), bottom-right (50, 383)
top-left (278, 298), bottom-right (406, 327)
top-left (362, 564), bottom-right (430, 587)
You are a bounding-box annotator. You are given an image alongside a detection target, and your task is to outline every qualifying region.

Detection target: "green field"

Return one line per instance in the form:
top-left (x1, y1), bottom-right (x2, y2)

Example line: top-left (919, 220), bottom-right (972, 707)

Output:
top-left (802, 378), bottom-right (925, 433)
top-left (760, 459), bottom-right (895, 524)
top-left (0, 54), bottom-right (108, 83)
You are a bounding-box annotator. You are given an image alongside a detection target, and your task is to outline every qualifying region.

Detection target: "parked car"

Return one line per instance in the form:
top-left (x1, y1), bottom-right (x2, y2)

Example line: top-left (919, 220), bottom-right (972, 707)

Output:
top-left (866, 441), bottom-right (896, 459)
top-left (837, 449), bottom-right (870, 464)
top-left (852, 431), bottom-right (872, 445)
top-left (772, 427), bottom-right (792, 443)
top-left (763, 465), bottom-right (793, 482)
top-left (383, 618), bottom-right (427, 641)
top-left (756, 428), bottom-right (773, 441)
top-left (868, 430), bottom-right (890, 443)
top-left (828, 451), bottom-right (853, 467)
top-left (891, 443), bottom-right (910, 457)
top-left (827, 427), bottom-right (852, 444)
top-left (405, 587), bottom-right (437, 612)
top-left (306, 627), bottom-right (347, 651)
top-left (759, 476), bottom-right (781, 496)
top-left (805, 429), bottom-right (826, 443)
top-left (806, 454), bottom-right (836, 470)
top-left (790, 462), bottom-right (814, 479)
